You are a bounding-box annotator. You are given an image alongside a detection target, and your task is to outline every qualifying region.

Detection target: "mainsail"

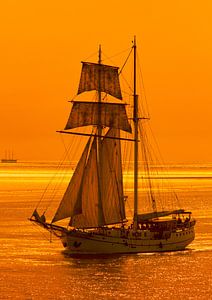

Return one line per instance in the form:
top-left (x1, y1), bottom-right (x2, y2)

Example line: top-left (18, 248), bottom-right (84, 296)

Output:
top-left (78, 62), bottom-right (122, 99)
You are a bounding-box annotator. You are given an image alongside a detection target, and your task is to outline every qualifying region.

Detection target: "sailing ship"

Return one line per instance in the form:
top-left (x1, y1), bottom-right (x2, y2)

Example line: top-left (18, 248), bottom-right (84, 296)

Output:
top-left (30, 38), bottom-right (196, 254)
top-left (1, 150), bottom-right (17, 163)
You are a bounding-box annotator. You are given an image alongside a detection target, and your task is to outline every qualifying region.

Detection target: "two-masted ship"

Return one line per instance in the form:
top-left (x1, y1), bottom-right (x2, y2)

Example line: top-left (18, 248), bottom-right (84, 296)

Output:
top-left (30, 38), bottom-right (196, 255)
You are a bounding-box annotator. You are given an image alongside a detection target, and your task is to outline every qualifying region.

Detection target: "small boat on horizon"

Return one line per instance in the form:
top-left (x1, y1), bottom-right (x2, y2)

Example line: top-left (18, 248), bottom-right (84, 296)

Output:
top-left (30, 37), bottom-right (196, 255)
top-left (1, 150), bottom-right (17, 163)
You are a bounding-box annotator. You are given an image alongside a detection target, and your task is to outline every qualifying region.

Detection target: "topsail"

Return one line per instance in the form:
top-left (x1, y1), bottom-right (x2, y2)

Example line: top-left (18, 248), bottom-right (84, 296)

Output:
top-left (65, 101), bottom-right (132, 133)
top-left (78, 62), bottom-right (122, 100)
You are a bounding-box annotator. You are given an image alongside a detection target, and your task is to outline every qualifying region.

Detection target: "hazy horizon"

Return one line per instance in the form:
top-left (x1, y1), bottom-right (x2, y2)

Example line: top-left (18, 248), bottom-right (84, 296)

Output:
top-left (1, 1), bottom-right (211, 162)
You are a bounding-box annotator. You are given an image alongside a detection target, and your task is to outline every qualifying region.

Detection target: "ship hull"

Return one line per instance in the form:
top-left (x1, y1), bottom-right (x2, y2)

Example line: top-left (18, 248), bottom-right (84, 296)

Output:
top-left (60, 226), bottom-right (195, 255)
top-left (1, 159), bottom-right (17, 163)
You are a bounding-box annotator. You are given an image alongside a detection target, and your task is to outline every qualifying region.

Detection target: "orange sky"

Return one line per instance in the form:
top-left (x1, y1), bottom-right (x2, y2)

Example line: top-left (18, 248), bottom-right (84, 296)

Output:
top-left (0, 0), bottom-right (211, 162)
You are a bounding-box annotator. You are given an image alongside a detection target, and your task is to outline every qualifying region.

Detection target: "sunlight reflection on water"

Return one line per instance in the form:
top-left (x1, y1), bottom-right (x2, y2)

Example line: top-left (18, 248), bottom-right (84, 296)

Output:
top-left (0, 162), bottom-right (212, 299)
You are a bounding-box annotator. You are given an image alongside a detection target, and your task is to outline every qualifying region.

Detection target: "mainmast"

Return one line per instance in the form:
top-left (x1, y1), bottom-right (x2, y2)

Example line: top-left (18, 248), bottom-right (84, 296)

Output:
top-left (97, 45), bottom-right (104, 225)
top-left (98, 45), bottom-right (102, 138)
top-left (133, 36), bottom-right (139, 227)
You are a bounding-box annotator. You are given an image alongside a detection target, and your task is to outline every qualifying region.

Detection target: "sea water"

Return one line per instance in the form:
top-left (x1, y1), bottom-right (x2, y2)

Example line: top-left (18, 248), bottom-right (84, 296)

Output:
top-left (0, 162), bottom-right (211, 299)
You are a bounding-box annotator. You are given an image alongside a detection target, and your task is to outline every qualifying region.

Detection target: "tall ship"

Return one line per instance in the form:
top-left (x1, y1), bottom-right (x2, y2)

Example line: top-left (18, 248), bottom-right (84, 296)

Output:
top-left (1, 150), bottom-right (17, 163)
top-left (30, 38), bottom-right (196, 255)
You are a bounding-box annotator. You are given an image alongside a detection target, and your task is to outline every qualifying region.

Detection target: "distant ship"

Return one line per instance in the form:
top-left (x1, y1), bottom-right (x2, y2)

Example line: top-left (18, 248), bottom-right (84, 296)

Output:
top-left (30, 37), bottom-right (196, 255)
top-left (1, 151), bottom-right (17, 163)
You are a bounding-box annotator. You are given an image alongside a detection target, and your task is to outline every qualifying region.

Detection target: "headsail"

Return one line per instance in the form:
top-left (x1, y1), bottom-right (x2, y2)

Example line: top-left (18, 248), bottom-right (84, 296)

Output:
top-left (70, 137), bottom-right (101, 228)
top-left (52, 137), bottom-right (91, 223)
top-left (65, 101), bottom-right (132, 133)
top-left (78, 62), bottom-right (122, 100)
top-left (52, 128), bottom-right (126, 228)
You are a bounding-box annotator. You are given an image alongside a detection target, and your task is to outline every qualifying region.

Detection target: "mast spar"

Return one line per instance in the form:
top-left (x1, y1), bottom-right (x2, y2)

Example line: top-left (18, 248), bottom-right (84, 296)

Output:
top-left (133, 36), bottom-right (139, 227)
top-left (97, 45), bottom-right (104, 226)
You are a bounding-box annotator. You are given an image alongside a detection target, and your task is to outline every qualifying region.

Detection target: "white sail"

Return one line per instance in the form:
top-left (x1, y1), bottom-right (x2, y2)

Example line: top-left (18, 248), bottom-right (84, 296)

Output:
top-left (100, 128), bottom-right (126, 224)
top-left (70, 137), bottom-right (102, 228)
top-left (65, 101), bottom-right (132, 133)
top-left (78, 62), bottom-right (122, 100)
top-left (52, 137), bottom-right (91, 223)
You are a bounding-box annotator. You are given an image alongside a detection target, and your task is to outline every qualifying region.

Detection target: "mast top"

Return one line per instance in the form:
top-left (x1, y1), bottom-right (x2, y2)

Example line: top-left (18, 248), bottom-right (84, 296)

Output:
top-left (133, 35), bottom-right (136, 47)
top-left (98, 44), bottom-right (102, 64)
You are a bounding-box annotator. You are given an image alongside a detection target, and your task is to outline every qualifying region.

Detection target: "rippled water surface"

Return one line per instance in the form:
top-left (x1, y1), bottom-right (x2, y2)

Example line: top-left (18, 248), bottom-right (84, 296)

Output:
top-left (0, 162), bottom-right (212, 299)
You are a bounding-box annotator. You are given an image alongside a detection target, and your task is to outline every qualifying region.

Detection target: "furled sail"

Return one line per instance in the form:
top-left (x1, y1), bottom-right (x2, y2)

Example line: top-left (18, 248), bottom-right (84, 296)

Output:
top-left (65, 101), bottom-right (132, 133)
top-left (100, 128), bottom-right (126, 224)
top-left (70, 138), bottom-right (103, 228)
top-left (52, 137), bottom-right (91, 223)
top-left (78, 62), bottom-right (122, 100)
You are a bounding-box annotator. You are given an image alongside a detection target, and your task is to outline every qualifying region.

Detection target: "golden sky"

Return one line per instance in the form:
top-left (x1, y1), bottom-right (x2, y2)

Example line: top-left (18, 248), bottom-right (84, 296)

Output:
top-left (0, 0), bottom-right (211, 162)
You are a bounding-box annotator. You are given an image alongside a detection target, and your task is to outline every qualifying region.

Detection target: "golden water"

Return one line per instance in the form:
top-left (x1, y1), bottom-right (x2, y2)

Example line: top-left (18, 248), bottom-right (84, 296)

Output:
top-left (0, 162), bottom-right (212, 299)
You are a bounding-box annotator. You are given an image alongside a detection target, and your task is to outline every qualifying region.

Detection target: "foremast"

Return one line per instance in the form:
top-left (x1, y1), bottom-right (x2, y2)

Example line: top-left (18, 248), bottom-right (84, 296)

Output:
top-left (51, 45), bottom-right (131, 228)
